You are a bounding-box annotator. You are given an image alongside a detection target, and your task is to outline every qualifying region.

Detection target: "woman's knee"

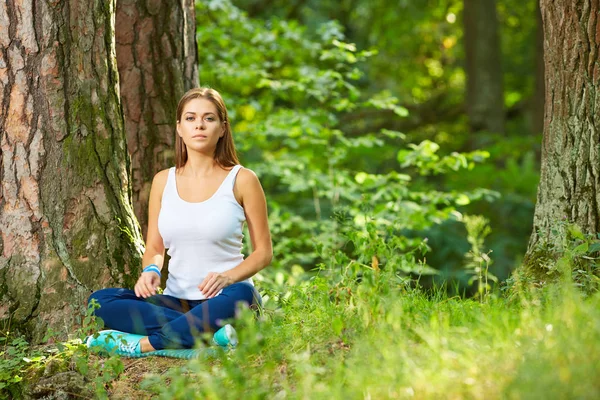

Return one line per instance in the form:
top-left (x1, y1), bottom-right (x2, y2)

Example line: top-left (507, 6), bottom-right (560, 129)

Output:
top-left (88, 288), bottom-right (108, 306)
top-left (87, 288), bottom-right (111, 315)
top-left (226, 282), bottom-right (262, 309)
top-left (87, 288), bottom-right (132, 312)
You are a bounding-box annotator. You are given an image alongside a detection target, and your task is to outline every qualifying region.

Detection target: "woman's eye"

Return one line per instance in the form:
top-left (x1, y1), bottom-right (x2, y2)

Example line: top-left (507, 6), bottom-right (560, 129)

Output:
top-left (186, 116), bottom-right (194, 121)
top-left (205, 117), bottom-right (214, 122)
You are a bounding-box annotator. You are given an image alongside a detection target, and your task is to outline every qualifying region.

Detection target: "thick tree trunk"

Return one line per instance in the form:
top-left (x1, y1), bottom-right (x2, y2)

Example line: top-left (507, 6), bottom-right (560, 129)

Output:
top-left (116, 0), bottom-right (198, 238)
top-left (0, 0), bottom-right (142, 339)
top-left (524, 0), bottom-right (600, 270)
top-left (463, 0), bottom-right (505, 135)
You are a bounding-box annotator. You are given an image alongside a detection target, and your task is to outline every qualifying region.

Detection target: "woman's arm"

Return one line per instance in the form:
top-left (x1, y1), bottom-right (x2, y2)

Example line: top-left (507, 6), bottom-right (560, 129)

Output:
top-left (135, 170), bottom-right (168, 298)
top-left (199, 168), bottom-right (273, 298)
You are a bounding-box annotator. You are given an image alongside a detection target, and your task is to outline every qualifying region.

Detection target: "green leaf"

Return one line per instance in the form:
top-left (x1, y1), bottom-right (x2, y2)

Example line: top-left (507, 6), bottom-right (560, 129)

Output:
top-left (455, 194), bottom-right (470, 206)
top-left (393, 105), bottom-right (409, 117)
top-left (587, 242), bottom-right (600, 253)
top-left (573, 242), bottom-right (589, 255)
top-left (332, 317), bottom-right (344, 336)
top-left (568, 225), bottom-right (585, 240)
top-left (355, 172), bottom-right (368, 184)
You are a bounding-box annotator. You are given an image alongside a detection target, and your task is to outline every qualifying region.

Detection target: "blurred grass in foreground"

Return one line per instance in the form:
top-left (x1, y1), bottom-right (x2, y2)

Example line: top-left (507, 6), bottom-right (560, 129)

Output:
top-left (142, 268), bottom-right (600, 399)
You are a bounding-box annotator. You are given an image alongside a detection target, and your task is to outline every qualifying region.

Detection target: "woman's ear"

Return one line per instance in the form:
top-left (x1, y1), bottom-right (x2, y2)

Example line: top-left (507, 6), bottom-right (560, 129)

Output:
top-left (176, 121), bottom-right (182, 137)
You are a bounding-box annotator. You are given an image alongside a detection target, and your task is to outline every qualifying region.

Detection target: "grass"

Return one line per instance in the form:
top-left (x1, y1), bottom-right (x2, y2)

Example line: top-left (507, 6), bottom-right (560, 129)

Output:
top-left (3, 267), bottom-right (599, 399)
top-left (138, 269), bottom-right (600, 399)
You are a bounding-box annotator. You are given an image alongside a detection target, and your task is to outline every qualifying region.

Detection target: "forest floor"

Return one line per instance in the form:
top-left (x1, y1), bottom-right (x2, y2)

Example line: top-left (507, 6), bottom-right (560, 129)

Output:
top-left (105, 357), bottom-right (187, 399)
top-left (3, 269), bottom-right (600, 399)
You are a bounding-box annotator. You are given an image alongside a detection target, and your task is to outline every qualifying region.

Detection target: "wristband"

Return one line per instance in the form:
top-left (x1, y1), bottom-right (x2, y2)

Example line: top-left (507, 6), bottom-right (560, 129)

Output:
top-left (143, 264), bottom-right (161, 278)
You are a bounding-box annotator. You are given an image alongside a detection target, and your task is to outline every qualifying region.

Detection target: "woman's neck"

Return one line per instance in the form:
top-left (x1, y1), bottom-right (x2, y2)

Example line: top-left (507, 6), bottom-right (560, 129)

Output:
top-left (182, 152), bottom-right (219, 177)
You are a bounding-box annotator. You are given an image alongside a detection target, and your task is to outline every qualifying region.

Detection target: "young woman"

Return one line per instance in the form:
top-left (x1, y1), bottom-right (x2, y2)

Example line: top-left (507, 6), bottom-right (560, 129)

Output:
top-left (87, 88), bottom-right (272, 357)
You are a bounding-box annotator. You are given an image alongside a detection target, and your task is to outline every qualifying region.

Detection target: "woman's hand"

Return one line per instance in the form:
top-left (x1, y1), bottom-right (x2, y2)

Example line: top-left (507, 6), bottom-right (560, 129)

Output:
top-left (135, 271), bottom-right (161, 298)
top-left (198, 272), bottom-right (234, 298)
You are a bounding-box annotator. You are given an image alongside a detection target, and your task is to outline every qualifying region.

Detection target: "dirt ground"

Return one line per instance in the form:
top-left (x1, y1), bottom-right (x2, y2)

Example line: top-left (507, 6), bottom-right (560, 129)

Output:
top-left (104, 357), bottom-right (189, 399)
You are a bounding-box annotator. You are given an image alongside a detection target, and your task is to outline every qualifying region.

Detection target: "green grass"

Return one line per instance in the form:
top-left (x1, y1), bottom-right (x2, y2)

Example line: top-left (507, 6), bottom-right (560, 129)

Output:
top-left (138, 269), bottom-right (600, 399)
top-left (2, 261), bottom-right (597, 399)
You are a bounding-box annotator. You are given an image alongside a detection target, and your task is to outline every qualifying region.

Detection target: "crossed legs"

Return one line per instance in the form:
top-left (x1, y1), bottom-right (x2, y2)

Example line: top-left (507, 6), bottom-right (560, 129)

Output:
top-left (88, 281), bottom-right (260, 350)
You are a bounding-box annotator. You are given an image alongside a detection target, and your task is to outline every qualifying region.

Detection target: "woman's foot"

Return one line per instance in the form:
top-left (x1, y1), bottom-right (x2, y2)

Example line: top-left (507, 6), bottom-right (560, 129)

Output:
top-left (212, 324), bottom-right (238, 348)
top-left (139, 337), bottom-right (156, 353)
top-left (86, 330), bottom-right (153, 357)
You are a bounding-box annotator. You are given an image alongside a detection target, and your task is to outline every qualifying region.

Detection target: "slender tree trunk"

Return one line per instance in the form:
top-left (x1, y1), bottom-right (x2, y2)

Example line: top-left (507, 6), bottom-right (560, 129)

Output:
top-left (463, 0), bottom-right (505, 135)
top-left (0, 0), bottom-right (142, 339)
top-left (524, 0), bottom-right (600, 270)
top-left (116, 0), bottom-right (198, 238)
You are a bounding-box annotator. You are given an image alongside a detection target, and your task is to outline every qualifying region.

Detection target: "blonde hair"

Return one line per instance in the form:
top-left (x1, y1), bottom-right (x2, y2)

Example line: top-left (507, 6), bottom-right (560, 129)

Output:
top-left (175, 87), bottom-right (239, 168)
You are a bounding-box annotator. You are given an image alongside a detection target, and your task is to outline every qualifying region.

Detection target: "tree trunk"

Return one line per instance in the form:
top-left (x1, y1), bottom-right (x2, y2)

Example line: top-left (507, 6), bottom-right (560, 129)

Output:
top-left (463, 0), bottom-right (505, 136)
top-left (524, 0), bottom-right (600, 270)
top-left (116, 0), bottom-right (198, 238)
top-left (0, 0), bottom-right (142, 339)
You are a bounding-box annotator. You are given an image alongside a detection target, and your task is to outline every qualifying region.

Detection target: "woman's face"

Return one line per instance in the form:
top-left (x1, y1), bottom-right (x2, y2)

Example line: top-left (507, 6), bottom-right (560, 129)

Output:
top-left (177, 98), bottom-right (224, 155)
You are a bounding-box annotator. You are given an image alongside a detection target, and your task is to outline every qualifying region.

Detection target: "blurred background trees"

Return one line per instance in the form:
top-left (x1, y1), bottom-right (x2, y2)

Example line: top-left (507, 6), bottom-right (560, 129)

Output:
top-left (195, 0), bottom-right (543, 291)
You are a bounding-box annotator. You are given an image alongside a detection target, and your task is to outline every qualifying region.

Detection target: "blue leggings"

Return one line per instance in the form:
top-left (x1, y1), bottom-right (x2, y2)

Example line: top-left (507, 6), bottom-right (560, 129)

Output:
top-left (88, 282), bottom-right (261, 350)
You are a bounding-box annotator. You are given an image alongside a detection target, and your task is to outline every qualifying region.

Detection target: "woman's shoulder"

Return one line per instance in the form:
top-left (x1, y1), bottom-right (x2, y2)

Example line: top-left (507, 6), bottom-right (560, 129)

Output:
top-left (236, 166), bottom-right (260, 186)
top-left (152, 168), bottom-right (172, 188)
top-left (234, 167), bottom-right (264, 200)
top-left (232, 167), bottom-right (259, 207)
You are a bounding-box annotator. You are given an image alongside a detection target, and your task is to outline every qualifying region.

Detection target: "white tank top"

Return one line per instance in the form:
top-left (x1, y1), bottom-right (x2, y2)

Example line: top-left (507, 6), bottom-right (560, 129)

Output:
top-left (157, 165), bottom-right (250, 300)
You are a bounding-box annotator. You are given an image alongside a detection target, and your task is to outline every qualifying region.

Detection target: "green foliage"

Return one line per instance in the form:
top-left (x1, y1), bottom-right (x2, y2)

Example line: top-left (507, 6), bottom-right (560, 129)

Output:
top-left (461, 214), bottom-right (498, 300)
top-left (397, 140), bottom-right (489, 175)
top-left (0, 299), bottom-right (125, 399)
top-left (139, 261), bottom-right (600, 399)
top-left (497, 0), bottom-right (540, 110)
top-left (0, 333), bottom-right (30, 397)
top-left (427, 134), bottom-right (540, 284)
top-left (226, 0), bottom-right (543, 287)
top-left (234, 0), bottom-right (540, 123)
top-left (196, 0), bottom-right (492, 280)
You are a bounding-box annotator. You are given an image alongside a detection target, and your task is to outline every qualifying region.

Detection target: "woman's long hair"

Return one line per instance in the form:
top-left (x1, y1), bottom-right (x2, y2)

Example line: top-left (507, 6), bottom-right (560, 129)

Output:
top-left (175, 87), bottom-right (239, 169)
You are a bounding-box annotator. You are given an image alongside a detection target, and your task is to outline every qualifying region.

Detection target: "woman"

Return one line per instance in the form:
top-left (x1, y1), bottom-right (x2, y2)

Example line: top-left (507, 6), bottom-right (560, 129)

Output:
top-left (87, 87), bottom-right (272, 358)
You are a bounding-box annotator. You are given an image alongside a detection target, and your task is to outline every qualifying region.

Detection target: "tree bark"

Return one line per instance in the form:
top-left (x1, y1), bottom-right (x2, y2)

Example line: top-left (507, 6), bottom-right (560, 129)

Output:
top-left (116, 0), bottom-right (198, 238)
top-left (0, 0), bottom-right (142, 339)
top-left (463, 0), bottom-right (505, 135)
top-left (524, 0), bottom-right (600, 269)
